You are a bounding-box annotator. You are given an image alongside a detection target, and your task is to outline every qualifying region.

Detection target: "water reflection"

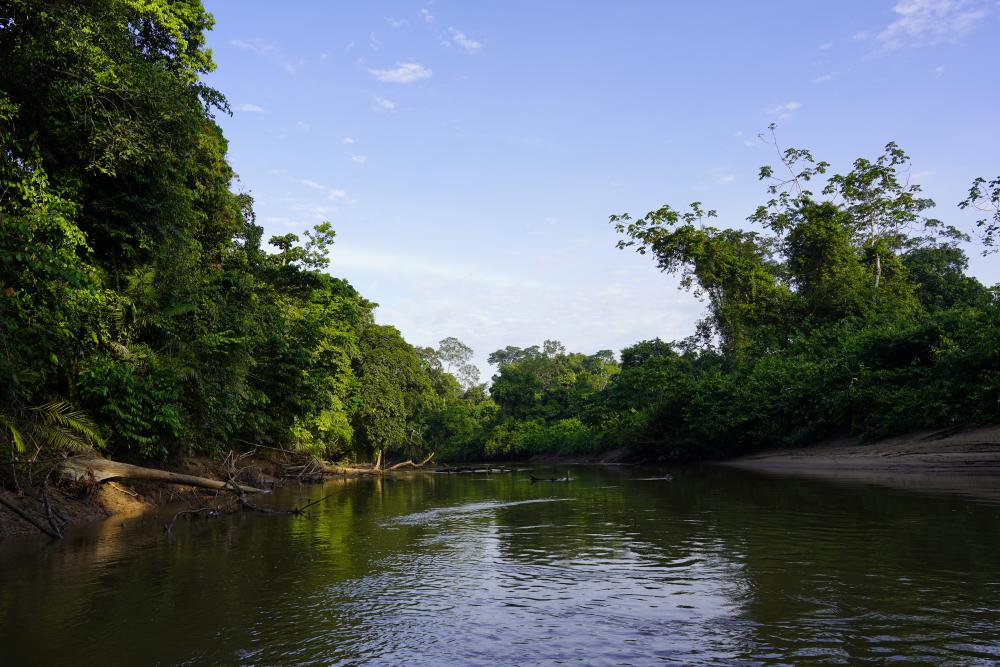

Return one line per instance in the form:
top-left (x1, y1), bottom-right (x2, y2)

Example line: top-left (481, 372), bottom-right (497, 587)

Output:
top-left (2, 466), bottom-right (999, 665)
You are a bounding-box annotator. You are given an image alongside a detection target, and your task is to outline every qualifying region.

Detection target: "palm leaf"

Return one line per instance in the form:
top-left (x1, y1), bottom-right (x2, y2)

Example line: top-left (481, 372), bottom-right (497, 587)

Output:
top-left (31, 401), bottom-right (106, 449)
top-left (0, 415), bottom-right (25, 453)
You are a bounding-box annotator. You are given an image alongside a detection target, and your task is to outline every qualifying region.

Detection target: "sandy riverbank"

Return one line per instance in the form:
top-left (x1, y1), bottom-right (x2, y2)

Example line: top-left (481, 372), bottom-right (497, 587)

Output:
top-left (721, 424), bottom-right (1000, 500)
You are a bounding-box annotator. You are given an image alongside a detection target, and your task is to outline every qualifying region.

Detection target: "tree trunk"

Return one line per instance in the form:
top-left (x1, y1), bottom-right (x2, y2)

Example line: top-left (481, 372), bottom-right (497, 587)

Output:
top-left (59, 456), bottom-right (263, 494)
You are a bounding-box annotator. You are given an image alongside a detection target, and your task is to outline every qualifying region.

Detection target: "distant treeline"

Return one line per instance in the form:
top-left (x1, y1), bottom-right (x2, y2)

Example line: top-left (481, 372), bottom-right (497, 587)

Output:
top-left (443, 134), bottom-right (1000, 462)
top-left (2, 1), bottom-right (998, 466)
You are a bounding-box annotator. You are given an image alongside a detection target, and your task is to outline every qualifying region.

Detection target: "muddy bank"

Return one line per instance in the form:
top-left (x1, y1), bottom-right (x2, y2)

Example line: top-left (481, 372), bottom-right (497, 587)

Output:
top-left (721, 425), bottom-right (1000, 501)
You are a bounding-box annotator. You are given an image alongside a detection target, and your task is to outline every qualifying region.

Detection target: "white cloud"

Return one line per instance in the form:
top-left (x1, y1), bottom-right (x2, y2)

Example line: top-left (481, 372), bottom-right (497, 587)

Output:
top-left (230, 38), bottom-right (303, 74)
top-left (876, 0), bottom-right (989, 49)
top-left (331, 245), bottom-right (705, 378)
top-left (333, 246), bottom-right (543, 289)
top-left (385, 17), bottom-right (409, 29)
top-left (370, 62), bottom-right (432, 83)
top-left (420, 8), bottom-right (435, 23)
top-left (767, 101), bottom-right (803, 119)
top-left (813, 72), bottom-right (835, 84)
top-left (372, 96), bottom-right (396, 112)
top-left (933, 64), bottom-right (946, 74)
top-left (351, 155), bottom-right (368, 164)
top-left (716, 174), bottom-right (736, 185)
top-left (343, 137), bottom-right (356, 144)
top-left (369, 32), bottom-right (381, 51)
top-left (300, 179), bottom-right (348, 201)
top-left (819, 42), bottom-right (834, 50)
top-left (448, 28), bottom-right (482, 53)
top-left (230, 38), bottom-right (275, 56)
top-left (234, 103), bottom-right (266, 113)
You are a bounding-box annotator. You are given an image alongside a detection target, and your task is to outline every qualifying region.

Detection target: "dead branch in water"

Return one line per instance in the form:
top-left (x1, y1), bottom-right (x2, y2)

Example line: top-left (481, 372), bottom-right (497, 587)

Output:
top-left (164, 506), bottom-right (221, 534)
top-left (0, 492), bottom-right (61, 539)
top-left (387, 452), bottom-right (435, 470)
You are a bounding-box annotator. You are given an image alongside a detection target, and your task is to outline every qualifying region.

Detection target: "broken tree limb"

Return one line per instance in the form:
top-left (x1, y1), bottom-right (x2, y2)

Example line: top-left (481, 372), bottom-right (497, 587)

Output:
top-left (388, 452), bottom-right (435, 471)
top-left (164, 507), bottom-right (220, 534)
top-left (59, 456), bottom-right (264, 494)
top-left (0, 492), bottom-right (61, 539)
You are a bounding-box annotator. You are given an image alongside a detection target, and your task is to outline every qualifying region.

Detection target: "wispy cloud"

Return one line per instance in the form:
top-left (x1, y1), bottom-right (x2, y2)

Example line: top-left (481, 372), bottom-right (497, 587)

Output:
top-left (448, 28), bottom-right (482, 53)
top-left (372, 96), bottom-right (396, 112)
top-left (301, 179), bottom-right (348, 201)
top-left (351, 155), bottom-right (368, 164)
top-left (385, 17), bottom-right (409, 29)
top-left (234, 103), bottom-right (266, 113)
top-left (230, 38), bottom-right (274, 56)
top-left (767, 101), bottom-right (802, 120)
top-left (230, 38), bottom-right (303, 73)
top-left (343, 137), bottom-right (356, 144)
top-left (370, 62), bottom-right (432, 83)
top-left (874, 0), bottom-right (989, 49)
top-left (369, 32), bottom-right (381, 51)
top-left (419, 8), bottom-right (435, 23)
top-left (819, 41), bottom-right (834, 50)
top-left (813, 72), bottom-right (835, 84)
top-left (333, 246), bottom-right (542, 289)
top-left (716, 174), bottom-right (736, 185)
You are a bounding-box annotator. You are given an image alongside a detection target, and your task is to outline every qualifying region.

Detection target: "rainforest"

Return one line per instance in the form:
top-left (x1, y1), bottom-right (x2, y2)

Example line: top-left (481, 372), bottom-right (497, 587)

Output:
top-left (3, 1), bottom-right (998, 475)
top-left (4, 2), bottom-right (1000, 665)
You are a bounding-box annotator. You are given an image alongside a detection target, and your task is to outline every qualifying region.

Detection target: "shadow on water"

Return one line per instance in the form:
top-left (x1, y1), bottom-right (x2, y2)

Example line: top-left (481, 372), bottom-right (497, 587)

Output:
top-left (2, 465), bottom-right (999, 665)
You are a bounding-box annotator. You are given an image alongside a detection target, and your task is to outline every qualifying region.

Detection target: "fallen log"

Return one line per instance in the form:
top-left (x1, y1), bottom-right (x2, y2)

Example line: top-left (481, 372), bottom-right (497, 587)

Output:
top-left (59, 456), bottom-right (264, 494)
top-left (387, 452), bottom-right (435, 470)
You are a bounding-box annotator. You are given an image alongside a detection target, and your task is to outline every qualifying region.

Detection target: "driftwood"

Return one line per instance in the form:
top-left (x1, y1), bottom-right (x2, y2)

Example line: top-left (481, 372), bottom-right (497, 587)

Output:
top-left (436, 465), bottom-right (514, 474)
top-left (387, 452), bottom-right (435, 470)
top-left (529, 472), bottom-right (572, 482)
top-left (60, 456), bottom-right (264, 494)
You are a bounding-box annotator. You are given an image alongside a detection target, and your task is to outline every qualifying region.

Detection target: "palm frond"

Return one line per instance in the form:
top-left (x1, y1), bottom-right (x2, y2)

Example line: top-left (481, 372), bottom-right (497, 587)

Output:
top-left (31, 401), bottom-right (106, 449)
top-left (0, 415), bottom-right (25, 453)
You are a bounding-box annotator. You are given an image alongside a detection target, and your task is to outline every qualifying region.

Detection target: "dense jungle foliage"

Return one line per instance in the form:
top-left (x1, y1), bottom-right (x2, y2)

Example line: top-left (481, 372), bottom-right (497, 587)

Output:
top-left (2, 1), bottom-right (998, 466)
top-left (0, 0), bottom-right (469, 464)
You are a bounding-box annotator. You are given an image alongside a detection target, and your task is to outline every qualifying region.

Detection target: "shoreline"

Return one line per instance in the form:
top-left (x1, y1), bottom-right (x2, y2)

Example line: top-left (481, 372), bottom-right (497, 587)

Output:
top-left (0, 452), bottom-right (380, 541)
top-left (720, 424), bottom-right (1000, 501)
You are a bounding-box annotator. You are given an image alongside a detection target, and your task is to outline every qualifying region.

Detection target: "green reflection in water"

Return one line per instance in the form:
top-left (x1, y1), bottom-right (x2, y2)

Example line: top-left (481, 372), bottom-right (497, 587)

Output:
top-left (1, 466), bottom-right (999, 665)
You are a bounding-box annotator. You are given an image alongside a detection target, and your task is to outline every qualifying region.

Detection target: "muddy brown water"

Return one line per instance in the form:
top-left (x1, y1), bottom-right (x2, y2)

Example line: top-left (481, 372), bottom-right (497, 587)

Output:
top-left (1, 465), bottom-right (999, 665)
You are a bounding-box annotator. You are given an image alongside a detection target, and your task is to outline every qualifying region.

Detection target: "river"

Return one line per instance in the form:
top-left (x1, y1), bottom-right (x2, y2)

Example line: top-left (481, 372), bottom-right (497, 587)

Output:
top-left (1, 464), bottom-right (999, 665)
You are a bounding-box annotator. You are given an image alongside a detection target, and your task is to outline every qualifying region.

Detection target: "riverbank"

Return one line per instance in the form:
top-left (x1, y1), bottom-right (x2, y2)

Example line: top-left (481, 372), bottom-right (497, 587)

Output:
top-left (0, 452), bottom-right (383, 540)
top-left (721, 424), bottom-right (1000, 500)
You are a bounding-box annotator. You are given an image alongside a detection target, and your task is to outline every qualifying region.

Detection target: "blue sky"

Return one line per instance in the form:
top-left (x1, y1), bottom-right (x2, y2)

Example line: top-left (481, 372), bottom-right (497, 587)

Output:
top-left (202, 1), bottom-right (1000, 375)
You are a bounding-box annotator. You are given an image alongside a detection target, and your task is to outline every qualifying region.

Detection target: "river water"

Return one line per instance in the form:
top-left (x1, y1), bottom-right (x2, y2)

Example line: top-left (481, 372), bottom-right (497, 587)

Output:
top-left (1, 465), bottom-right (999, 665)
